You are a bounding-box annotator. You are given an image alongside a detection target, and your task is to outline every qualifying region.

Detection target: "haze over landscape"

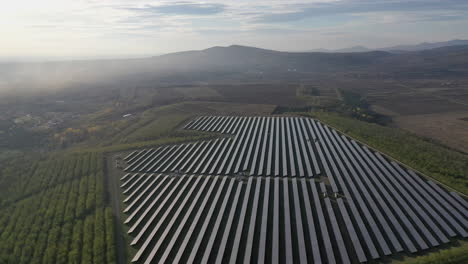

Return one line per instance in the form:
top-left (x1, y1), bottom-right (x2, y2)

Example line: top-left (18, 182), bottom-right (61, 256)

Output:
top-left (1, 1), bottom-right (467, 264)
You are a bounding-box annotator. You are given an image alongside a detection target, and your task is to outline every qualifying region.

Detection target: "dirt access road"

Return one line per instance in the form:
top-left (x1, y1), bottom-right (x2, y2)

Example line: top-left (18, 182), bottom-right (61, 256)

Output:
top-left (104, 153), bottom-right (128, 264)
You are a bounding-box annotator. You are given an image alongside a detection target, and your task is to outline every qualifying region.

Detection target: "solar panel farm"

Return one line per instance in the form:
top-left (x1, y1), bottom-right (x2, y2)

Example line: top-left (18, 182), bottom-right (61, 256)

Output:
top-left (117, 116), bottom-right (468, 264)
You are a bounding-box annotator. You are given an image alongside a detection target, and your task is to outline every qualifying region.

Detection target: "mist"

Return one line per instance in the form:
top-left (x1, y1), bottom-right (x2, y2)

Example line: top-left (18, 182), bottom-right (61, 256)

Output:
top-left (1, 42), bottom-right (468, 98)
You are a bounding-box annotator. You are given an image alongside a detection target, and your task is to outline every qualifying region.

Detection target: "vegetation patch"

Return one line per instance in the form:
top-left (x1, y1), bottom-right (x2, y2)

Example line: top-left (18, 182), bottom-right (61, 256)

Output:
top-left (395, 242), bottom-right (468, 264)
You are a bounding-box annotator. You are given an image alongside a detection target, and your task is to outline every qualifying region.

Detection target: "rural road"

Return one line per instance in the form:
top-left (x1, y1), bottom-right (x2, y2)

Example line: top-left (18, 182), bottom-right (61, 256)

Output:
top-left (105, 153), bottom-right (128, 264)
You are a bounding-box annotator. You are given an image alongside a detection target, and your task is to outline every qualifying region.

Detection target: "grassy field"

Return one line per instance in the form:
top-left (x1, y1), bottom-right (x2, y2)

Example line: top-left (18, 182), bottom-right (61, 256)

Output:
top-left (75, 101), bottom-right (275, 147)
top-left (392, 111), bottom-right (468, 153)
top-left (62, 100), bottom-right (275, 155)
top-left (395, 241), bottom-right (468, 264)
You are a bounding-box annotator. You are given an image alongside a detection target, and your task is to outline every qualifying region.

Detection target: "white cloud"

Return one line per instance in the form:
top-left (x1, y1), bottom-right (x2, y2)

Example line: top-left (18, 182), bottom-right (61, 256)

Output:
top-left (1, 0), bottom-right (467, 58)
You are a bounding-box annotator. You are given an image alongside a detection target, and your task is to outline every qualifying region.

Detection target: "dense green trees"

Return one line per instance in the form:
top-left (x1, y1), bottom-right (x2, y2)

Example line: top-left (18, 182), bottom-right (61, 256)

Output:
top-left (0, 152), bottom-right (116, 263)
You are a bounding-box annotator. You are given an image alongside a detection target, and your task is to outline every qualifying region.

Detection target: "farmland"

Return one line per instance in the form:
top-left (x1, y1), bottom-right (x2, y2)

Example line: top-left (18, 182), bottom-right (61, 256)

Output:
top-left (325, 78), bottom-right (468, 152)
top-left (117, 116), bottom-right (468, 264)
top-left (0, 152), bottom-right (115, 264)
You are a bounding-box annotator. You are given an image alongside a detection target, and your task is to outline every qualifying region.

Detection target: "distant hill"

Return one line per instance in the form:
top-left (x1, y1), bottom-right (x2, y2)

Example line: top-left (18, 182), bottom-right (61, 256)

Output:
top-left (307, 39), bottom-right (468, 53)
top-left (152, 44), bottom-right (392, 72)
top-left (308, 46), bottom-right (372, 53)
top-left (2, 44), bottom-right (468, 96)
top-left (383, 39), bottom-right (468, 52)
top-left (375, 44), bottom-right (468, 77)
top-left (151, 44), bottom-right (468, 75)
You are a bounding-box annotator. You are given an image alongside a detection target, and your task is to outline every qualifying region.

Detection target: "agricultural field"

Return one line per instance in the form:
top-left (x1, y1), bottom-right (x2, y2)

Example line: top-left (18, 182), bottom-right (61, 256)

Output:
top-left (0, 152), bottom-right (116, 264)
top-left (392, 111), bottom-right (468, 153)
top-left (213, 83), bottom-right (305, 106)
top-left (353, 79), bottom-right (468, 152)
top-left (116, 116), bottom-right (468, 264)
top-left (298, 77), bottom-right (468, 152)
top-left (296, 84), bottom-right (341, 108)
top-left (173, 87), bottom-right (222, 101)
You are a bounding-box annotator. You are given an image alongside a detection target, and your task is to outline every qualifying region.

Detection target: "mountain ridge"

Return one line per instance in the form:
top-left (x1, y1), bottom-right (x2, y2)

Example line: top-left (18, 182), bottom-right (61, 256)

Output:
top-left (2, 43), bottom-right (468, 95)
top-left (307, 39), bottom-right (468, 53)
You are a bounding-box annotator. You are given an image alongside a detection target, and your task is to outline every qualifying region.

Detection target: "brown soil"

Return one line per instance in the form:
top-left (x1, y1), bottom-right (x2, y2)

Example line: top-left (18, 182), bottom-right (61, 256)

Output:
top-left (392, 111), bottom-right (468, 153)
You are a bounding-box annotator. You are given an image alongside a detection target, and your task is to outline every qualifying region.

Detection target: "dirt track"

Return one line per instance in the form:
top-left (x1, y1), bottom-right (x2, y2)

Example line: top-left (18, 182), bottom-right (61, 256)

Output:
top-left (105, 153), bottom-right (128, 264)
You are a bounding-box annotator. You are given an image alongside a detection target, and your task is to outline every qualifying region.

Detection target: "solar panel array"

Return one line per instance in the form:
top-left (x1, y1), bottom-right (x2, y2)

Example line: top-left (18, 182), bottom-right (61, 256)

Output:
top-left (120, 116), bottom-right (468, 264)
top-left (124, 117), bottom-right (323, 177)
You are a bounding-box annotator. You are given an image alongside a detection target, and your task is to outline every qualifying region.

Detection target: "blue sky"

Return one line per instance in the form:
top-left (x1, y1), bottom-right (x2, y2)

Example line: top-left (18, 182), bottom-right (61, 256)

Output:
top-left (1, 0), bottom-right (468, 58)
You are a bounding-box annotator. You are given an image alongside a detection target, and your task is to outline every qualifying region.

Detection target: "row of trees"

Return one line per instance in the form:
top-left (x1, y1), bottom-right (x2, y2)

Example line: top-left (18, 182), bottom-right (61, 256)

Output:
top-left (0, 152), bottom-right (116, 264)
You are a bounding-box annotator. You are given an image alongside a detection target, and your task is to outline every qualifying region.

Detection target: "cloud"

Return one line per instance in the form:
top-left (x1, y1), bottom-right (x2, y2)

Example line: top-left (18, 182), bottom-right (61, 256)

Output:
top-left (419, 13), bottom-right (468, 22)
top-left (2, 0), bottom-right (468, 57)
top-left (197, 27), bottom-right (309, 36)
top-left (124, 2), bottom-right (225, 16)
top-left (256, 0), bottom-right (468, 23)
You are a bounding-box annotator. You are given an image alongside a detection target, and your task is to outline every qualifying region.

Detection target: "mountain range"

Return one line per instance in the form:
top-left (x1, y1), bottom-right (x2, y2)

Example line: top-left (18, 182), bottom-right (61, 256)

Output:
top-left (2, 42), bottom-right (468, 96)
top-left (150, 43), bottom-right (468, 75)
top-left (307, 39), bottom-right (468, 53)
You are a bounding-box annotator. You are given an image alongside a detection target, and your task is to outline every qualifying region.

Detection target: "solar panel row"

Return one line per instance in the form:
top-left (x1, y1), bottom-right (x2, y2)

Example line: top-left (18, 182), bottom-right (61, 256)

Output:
top-left (123, 175), bottom-right (357, 264)
top-left (119, 116), bottom-right (468, 264)
top-left (124, 117), bottom-right (325, 177)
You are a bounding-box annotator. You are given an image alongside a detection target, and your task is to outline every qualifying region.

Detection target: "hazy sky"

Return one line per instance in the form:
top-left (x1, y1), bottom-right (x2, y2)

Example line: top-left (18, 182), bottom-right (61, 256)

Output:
top-left (2, 0), bottom-right (468, 59)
